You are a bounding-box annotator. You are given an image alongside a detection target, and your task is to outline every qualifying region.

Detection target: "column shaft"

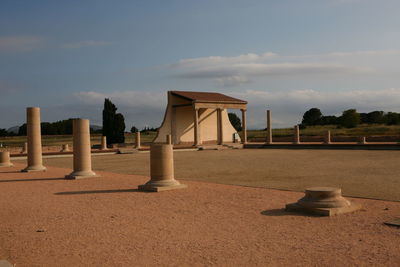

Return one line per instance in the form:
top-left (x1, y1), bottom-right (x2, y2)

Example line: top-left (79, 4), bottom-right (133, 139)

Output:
top-left (22, 107), bottom-right (46, 172)
top-left (241, 109), bottom-right (247, 144)
top-left (266, 110), bottom-right (272, 144)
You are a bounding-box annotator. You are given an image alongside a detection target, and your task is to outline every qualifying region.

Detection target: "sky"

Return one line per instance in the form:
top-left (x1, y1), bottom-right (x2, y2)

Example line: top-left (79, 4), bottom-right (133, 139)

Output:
top-left (1, 0), bottom-right (400, 129)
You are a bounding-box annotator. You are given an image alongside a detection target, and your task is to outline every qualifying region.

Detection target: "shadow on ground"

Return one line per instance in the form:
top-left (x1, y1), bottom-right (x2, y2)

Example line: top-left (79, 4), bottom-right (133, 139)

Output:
top-left (54, 189), bottom-right (143, 195)
top-left (0, 177), bottom-right (65, 183)
top-left (260, 208), bottom-right (321, 217)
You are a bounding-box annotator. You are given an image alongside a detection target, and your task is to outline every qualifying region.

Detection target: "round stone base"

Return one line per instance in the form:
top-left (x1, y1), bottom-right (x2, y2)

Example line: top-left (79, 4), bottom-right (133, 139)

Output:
top-left (286, 187), bottom-right (361, 216)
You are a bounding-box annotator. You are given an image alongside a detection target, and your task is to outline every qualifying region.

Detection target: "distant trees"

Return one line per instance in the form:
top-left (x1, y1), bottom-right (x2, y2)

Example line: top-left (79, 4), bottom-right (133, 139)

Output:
top-left (17, 119), bottom-right (80, 135)
top-left (300, 108), bottom-right (400, 128)
top-left (130, 126), bottom-right (138, 133)
top-left (102, 98), bottom-right (125, 144)
top-left (301, 108), bottom-right (322, 126)
top-left (228, 113), bottom-right (242, 132)
top-left (339, 109), bottom-right (360, 128)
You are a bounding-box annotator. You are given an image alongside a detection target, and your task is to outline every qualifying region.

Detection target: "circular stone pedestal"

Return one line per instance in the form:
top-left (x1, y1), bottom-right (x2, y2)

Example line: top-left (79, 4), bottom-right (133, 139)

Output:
top-left (286, 187), bottom-right (361, 216)
top-left (0, 152), bottom-right (13, 167)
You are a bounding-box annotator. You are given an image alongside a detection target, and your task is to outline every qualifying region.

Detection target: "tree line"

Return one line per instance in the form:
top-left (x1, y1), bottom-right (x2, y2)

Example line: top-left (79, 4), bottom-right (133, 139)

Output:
top-left (301, 108), bottom-right (400, 128)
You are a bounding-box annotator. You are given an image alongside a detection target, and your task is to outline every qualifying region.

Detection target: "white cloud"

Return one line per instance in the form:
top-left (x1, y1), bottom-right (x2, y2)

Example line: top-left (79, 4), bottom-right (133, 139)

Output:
top-left (0, 36), bottom-right (44, 52)
top-left (62, 40), bottom-right (114, 49)
top-left (171, 50), bottom-right (385, 87)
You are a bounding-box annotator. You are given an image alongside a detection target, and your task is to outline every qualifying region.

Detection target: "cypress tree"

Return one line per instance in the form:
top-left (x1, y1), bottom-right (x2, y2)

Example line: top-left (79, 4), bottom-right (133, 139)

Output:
top-left (102, 98), bottom-right (125, 144)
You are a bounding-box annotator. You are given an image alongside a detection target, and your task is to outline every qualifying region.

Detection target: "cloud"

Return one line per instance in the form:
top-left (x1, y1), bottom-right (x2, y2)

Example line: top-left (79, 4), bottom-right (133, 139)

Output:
top-left (171, 51), bottom-right (381, 86)
top-left (0, 36), bottom-right (44, 52)
top-left (62, 40), bottom-right (114, 49)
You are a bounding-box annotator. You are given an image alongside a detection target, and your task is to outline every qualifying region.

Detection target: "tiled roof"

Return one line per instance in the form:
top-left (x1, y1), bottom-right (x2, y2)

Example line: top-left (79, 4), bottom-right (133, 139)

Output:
top-left (170, 91), bottom-right (247, 104)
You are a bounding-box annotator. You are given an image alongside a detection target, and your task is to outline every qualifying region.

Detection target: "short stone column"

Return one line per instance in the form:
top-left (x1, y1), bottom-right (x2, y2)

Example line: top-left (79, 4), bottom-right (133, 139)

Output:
top-left (60, 144), bottom-right (70, 152)
top-left (359, 136), bottom-right (366, 144)
top-left (65, 119), bottom-right (98, 179)
top-left (266, 110), bottom-right (273, 144)
top-left (324, 131), bottom-right (331, 144)
top-left (135, 132), bottom-right (141, 149)
top-left (286, 187), bottom-right (361, 216)
top-left (21, 142), bottom-right (28, 154)
top-left (0, 152), bottom-right (13, 167)
top-left (101, 136), bottom-right (107, 150)
top-left (166, 134), bottom-right (172, 145)
top-left (293, 125), bottom-right (300, 144)
top-left (22, 107), bottom-right (46, 172)
top-left (138, 144), bottom-right (187, 192)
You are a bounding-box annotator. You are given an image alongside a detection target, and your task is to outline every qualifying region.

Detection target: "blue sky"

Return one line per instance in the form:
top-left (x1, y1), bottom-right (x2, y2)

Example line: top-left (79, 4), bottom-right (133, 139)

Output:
top-left (1, 0), bottom-right (400, 129)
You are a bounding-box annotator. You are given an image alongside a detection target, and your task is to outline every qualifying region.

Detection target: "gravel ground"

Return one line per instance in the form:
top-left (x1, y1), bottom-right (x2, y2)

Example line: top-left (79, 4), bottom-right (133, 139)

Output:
top-left (0, 163), bottom-right (399, 266)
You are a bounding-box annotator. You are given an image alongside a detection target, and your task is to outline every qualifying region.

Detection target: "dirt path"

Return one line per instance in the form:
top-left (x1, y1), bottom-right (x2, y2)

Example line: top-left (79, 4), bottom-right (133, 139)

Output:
top-left (0, 163), bottom-right (399, 266)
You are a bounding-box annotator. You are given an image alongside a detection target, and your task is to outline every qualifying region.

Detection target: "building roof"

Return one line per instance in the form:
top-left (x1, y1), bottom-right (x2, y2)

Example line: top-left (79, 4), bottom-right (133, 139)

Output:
top-left (170, 91), bottom-right (247, 104)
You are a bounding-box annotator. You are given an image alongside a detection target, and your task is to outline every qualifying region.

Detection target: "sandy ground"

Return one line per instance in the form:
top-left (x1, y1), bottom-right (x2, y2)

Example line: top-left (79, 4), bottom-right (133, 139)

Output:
top-left (0, 163), bottom-right (399, 266)
top-left (29, 149), bottom-right (400, 201)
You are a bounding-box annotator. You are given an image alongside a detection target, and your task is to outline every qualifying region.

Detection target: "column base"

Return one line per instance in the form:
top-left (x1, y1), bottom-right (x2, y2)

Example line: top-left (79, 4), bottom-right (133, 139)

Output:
top-left (138, 183), bottom-right (187, 192)
top-left (138, 179), bottom-right (187, 192)
top-left (0, 163), bottom-right (14, 168)
top-left (65, 171), bottom-right (99, 180)
top-left (21, 166), bottom-right (46, 172)
top-left (285, 202), bottom-right (362, 216)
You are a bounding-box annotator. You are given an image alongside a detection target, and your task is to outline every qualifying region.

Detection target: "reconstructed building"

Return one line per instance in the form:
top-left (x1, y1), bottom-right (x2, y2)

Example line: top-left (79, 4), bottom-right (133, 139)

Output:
top-left (154, 91), bottom-right (247, 145)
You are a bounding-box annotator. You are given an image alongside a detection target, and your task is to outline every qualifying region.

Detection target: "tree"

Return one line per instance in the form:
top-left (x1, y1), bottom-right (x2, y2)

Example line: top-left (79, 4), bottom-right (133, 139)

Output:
top-left (102, 98), bottom-right (125, 144)
top-left (130, 126), bottom-right (138, 133)
top-left (301, 108), bottom-right (322, 126)
top-left (385, 112), bottom-right (400, 125)
top-left (228, 113), bottom-right (242, 132)
top-left (339, 109), bottom-right (360, 128)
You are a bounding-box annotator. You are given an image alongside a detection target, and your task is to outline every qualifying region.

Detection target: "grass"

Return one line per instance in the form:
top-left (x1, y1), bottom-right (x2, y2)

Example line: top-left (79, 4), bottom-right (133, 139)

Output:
top-left (0, 132), bottom-right (158, 148)
top-left (1, 124), bottom-right (400, 147)
top-left (246, 124), bottom-right (400, 140)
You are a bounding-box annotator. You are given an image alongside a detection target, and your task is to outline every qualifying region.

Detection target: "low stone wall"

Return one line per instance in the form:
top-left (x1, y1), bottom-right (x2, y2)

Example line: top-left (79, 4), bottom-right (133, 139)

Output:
top-left (249, 135), bottom-right (400, 143)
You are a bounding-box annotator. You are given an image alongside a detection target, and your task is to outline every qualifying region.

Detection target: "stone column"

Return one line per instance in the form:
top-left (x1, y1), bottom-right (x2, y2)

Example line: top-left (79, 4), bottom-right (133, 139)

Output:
top-left (241, 109), bottom-right (247, 144)
top-left (293, 125), bottom-right (300, 144)
top-left (138, 144), bottom-right (187, 192)
top-left (60, 144), bottom-right (70, 152)
top-left (324, 131), bottom-right (331, 144)
top-left (22, 107), bottom-right (46, 172)
top-left (166, 134), bottom-right (172, 145)
top-left (266, 110), bottom-right (272, 144)
top-left (0, 152), bottom-right (13, 167)
top-left (359, 136), bottom-right (366, 144)
top-left (65, 119), bottom-right (98, 179)
top-left (21, 142), bottom-right (28, 154)
top-left (193, 108), bottom-right (200, 146)
top-left (135, 132), bottom-right (141, 149)
top-left (217, 108), bottom-right (224, 145)
top-left (101, 136), bottom-right (107, 150)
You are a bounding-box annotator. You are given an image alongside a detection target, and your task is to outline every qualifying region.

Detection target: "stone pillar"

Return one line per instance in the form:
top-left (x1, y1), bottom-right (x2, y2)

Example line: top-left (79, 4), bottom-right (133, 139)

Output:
top-left (65, 119), bottom-right (98, 179)
top-left (266, 110), bottom-right (273, 144)
top-left (0, 152), bottom-right (13, 167)
top-left (241, 109), bottom-right (247, 144)
top-left (293, 125), bottom-right (300, 144)
top-left (217, 108), bottom-right (224, 145)
top-left (359, 136), bottom-right (366, 144)
top-left (60, 144), bottom-right (70, 152)
top-left (135, 132), bottom-right (141, 149)
top-left (21, 142), bottom-right (28, 154)
top-left (166, 134), bottom-right (172, 145)
top-left (324, 131), bottom-right (331, 144)
top-left (138, 144), bottom-right (187, 192)
top-left (193, 108), bottom-right (200, 146)
top-left (22, 107), bottom-right (46, 172)
top-left (101, 136), bottom-right (107, 150)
